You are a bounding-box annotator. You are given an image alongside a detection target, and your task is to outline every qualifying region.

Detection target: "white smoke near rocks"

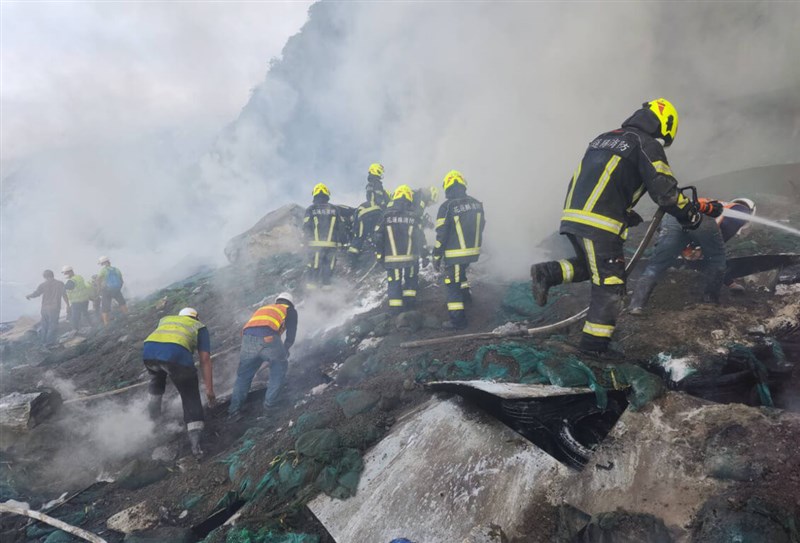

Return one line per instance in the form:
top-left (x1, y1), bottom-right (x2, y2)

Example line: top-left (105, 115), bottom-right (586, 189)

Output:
top-left (3, 2), bottom-right (798, 320)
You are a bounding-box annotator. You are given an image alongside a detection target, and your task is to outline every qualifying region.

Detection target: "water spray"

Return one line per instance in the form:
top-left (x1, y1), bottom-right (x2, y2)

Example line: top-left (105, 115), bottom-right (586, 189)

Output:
top-left (722, 208), bottom-right (800, 238)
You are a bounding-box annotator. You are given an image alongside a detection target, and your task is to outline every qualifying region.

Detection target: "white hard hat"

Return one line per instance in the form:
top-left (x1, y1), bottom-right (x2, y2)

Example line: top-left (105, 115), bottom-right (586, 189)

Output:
top-left (61, 265), bottom-right (73, 274)
top-left (275, 292), bottom-right (294, 306)
top-left (731, 198), bottom-right (756, 216)
top-left (179, 307), bottom-right (199, 318)
top-left (98, 256), bottom-right (110, 265)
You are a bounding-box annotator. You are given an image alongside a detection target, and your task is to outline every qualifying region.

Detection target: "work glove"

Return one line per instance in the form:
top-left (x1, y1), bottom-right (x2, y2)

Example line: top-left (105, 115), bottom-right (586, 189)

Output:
top-left (697, 198), bottom-right (724, 218)
top-left (206, 391), bottom-right (216, 408)
top-left (679, 203), bottom-right (703, 230)
top-left (376, 253), bottom-right (384, 263)
top-left (626, 210), bottom-right (644, 227)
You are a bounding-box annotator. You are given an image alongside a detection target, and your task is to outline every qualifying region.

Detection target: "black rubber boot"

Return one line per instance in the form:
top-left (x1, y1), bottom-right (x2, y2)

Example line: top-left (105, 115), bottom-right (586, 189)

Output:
top-left (188, 429), bottom-right (204, 458)
top-left (147, 394), bottom-right (162, 421)
top-left (531, 263), bottom-right (557, 307)
top-left (628, 273), bottom-right (658, 315)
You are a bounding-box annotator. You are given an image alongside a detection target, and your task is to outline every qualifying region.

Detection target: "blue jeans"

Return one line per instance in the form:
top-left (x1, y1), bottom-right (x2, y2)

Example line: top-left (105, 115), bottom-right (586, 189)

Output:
top-left (229, 334), bottom-right (289, 413)
top-left (630, 215), bottom-right (726, 308)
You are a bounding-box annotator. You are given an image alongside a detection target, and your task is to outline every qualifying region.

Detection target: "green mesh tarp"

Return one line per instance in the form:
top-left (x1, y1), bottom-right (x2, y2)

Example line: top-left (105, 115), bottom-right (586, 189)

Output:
top-left (602, 364), bottom-right (664, 411)
top-left (221, 428), bottom-right (262, 484)
top-left (500, 282), bottom-right (568, 321)
top-left (291, 410), bottom-right (337, 436)
top-left (728, 343), bottom-right (774, 407)
top-left (224, 527), bottom-right (319, 543)
top-left (420, 342), bottom-right (608, 408)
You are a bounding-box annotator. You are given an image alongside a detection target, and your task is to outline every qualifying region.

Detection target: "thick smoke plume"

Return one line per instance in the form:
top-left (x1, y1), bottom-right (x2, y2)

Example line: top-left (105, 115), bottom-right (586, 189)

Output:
top-left (3, 2), bottom-right (799, 320)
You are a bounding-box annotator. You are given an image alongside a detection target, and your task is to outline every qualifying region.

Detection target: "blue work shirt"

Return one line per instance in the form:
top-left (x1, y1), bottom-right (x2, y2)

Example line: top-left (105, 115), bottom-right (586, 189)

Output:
top-left (143, 327), bottom-right (211, 368)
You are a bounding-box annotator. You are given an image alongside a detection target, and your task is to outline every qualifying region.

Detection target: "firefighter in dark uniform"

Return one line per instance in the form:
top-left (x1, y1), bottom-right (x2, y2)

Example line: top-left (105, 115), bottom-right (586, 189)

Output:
top-left (374, 185), bottom-right (429, 313)
top-left (433, 171), bottom-right (486, 330)
top-left (387, 186), bottom-right (439, 230)
top-left (303, 183), bottom-right (346, 290)
top-left (348, 163), bottom-right (390, 262)
top-left (530, 98), bottom-right (702, 357)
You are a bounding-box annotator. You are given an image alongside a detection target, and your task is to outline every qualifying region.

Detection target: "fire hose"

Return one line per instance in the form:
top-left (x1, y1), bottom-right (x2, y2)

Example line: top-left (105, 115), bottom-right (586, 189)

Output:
top-left (400, 206), bottom-right (670, 349)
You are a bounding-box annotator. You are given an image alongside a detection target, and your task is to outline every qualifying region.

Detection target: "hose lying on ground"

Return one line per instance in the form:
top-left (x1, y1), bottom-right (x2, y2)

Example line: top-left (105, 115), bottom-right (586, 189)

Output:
top-left (0, 503), bottom-right (108, 543)
top-left (400, 209), bottom-right (666, 349)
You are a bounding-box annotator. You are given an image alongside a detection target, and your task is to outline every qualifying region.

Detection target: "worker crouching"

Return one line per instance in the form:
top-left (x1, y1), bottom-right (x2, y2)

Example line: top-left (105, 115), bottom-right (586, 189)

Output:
top-left (229, 293), bottom-right (298, 418)
top-left (374, 185), bottom-right (429, 314)
top-left (433, 171), bottom-right (486, 330)
top-left (143, 307), bottom-right (215, 457)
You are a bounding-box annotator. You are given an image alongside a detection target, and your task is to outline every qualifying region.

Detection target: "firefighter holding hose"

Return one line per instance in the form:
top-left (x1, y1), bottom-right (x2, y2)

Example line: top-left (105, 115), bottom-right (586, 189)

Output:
top-left (530, 98), bottom-right (710, 359)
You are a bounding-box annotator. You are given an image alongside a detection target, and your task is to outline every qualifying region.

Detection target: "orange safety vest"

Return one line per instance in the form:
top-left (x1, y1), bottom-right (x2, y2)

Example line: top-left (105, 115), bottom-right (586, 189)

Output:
top-left (243, 304), bottom-right (289, 334)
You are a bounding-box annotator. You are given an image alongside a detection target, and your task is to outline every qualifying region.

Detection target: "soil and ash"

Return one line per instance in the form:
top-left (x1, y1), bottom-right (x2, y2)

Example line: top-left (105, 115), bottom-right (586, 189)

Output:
top-left (0, 196), bottom-right (798, 543)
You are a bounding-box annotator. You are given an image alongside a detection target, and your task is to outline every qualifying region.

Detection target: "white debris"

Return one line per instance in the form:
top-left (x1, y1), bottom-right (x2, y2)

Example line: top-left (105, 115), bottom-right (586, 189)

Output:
top-left (358, 337), bottom-right (383, 351)
top-left (310, 383), bottom-right (330, 396)
top-left (711, 329), bottom-right (725, 340)
top-left (655, 353), bottom-right (697, 382)
top-left (107, 501), bottom-right (159, 533)
top-left (491, 321), bottom-right (527, 335)
top-left (41, 493), bottom-right (68, 510)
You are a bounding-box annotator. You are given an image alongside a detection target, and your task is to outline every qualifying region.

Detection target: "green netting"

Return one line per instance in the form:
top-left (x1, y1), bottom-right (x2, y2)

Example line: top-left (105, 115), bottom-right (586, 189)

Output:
top-left (728, 343), bottom-right (774, 407)
top-left (294, 429), bottom-right (342, 462)
top-left (420, 342), bottom-right (608, 408)
top-left (335, 390), bottom-right (379, 418)
top-left (224, 527), bottom-right (319, 543)
top-left (43, 530), bottom-right (78, 543)
top-left (313, 448), bottom-right (364, 499)
top-left (291, 410), bottom-right (337, 436)
top-left (602, 363), bottom-right (664, 411)
top-left (499, 281), bottom-right (568, 321)
top-left (221, 428), bottom-right (263, 483)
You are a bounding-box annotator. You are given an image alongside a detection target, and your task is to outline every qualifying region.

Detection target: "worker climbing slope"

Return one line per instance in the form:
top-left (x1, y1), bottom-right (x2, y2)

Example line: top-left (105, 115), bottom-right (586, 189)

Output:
top-left (303, 184), bottom-right (346, 290)
top-left (374, 185), bottom-right (429, 313)
top-left (530, 98), bottom-right (702, 358)
top-left (143, 307), bottom-right (215, 457)
top-left (229, 293), bottom-right (298, 418)
top-left (97, 256), bottom-right (128, 325)
top-left (62, 265), bottom-right (93, 331)
top-left (433, 170), bottom-right (486, 330)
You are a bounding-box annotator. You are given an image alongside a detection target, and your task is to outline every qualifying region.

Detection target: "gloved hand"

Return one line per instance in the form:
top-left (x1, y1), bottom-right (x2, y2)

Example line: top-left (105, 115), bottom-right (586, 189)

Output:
top-left (697, 198), bottom-right (724, 218)
top-left (376, 253), bottom-right (383, 263)
top-left (421, 255), bottom-right (430, 268)
top-left (206, 391), bottom-right (216, 408)
top-left (626, 210), bottom-right (644, 227)
top-left (679, 203), bottom-right (703, 230)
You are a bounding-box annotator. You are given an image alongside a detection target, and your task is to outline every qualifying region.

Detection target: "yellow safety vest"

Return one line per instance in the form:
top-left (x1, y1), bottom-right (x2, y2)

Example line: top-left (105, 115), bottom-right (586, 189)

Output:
top-left (66, 274), bottom-right (93, 303)
top-left (145, 315), bottom-right (205, 353)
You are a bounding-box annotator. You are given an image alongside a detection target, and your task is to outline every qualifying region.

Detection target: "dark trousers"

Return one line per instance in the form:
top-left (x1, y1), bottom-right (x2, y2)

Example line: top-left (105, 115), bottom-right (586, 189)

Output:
top-left (101, 288), bottom-right (126, 312)
top-left (144, 360), bottom-right (204, 426)
top-left (306, 248), bottom-right (337, 289)
top-left (444, 263), bottom-right (471, 327)
top-left (386, 265), bottom-right (419, 313)
top-left (69, 301), bottom-right (90, 330)
top-left (539, 234), bottom-right (626, 352)
top-left (630, 215), bottom-right (726, 308)
top-left (40, 308), bottom-right (61, 345)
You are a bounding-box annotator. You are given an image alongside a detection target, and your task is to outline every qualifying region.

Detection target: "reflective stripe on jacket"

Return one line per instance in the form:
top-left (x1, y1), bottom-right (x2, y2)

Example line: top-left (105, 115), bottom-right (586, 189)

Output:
top-left (433, 195), bottom-right (485, 265)
top-left (243, 304), bottom-right (289, 334)
top-left (304, 203), bottom-right (343, 248)
top-left (374, 200), bottom-right (427, 268)
top-left (66, 274), bottom-right (93, 303)
top-left (145, 315), bottom-right (205, 353)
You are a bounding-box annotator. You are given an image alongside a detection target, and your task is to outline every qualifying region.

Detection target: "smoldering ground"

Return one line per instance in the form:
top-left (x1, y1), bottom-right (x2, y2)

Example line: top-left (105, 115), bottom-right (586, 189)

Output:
top-left (3, 1), bottom-right (798, 318)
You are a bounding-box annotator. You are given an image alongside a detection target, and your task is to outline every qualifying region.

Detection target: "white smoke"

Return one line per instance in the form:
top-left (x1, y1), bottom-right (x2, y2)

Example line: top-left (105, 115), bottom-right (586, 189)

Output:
top-left (3, 2), bottom-right (799, 320)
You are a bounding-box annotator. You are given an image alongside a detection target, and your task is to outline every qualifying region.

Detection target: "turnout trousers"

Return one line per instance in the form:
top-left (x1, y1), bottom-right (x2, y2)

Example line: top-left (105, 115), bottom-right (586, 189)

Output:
top-left (306, 248), bottom-right (337, 290)
top-left (444, 263), bottom-right (472, 328)
top-left (538, 234), bottom-right (626, 352)
top-left (386, 265), bottom-right (419, 313)
top-left (144, 359), bottom-right (204, 429)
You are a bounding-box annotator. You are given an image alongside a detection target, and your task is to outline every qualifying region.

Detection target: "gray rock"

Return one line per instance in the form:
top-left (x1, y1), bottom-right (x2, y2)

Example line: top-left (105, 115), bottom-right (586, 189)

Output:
top-left (116, 459), bottom-right (169, 490)
top-left (125, 527), bottom-right (195, 543)
top-left (151, 444), bottom-right (179, 463)
top-left (107, 501), bottom-right (159, 534)
top-left (224, 204), bottom-right (306, 264)
top-left (0, 389), bottom-right (62, 433)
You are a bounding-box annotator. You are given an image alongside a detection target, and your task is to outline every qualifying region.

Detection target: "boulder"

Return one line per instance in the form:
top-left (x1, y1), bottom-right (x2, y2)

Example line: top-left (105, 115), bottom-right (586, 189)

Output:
top-left (107, 501), bottom-right (160, 534)
top-left (224, 204), bottom-right (305, 264)
top-left (0, 389), bottom-right (62, 433)
top-left (116, 459), bottom-right (170, 490)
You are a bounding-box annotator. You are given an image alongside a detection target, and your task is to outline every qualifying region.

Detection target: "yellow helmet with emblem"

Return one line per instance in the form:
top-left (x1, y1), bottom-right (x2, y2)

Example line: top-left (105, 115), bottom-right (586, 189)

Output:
top-left (312, 183), bottom-right (330, 197)
top-left (442, 170), bottom-right (466, 190)
top-left (368, 163), bottom-right (385, 178)
top-left (393, 184), bottom-right (414, 202)
top-left (645, 98), bottom-right (678, 147)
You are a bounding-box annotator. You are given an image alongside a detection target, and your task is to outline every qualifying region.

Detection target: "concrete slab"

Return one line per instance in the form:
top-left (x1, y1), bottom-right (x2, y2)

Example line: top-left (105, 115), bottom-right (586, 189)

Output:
top-left (309, 397), bottom-right (567, 543)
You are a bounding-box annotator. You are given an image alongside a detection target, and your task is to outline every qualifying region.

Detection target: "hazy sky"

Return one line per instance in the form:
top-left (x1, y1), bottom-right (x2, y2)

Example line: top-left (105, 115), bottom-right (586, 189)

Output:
top-left (1, 1), bottom-right (313, 167)
top-left (1, 1), bottom-right (313, 320)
